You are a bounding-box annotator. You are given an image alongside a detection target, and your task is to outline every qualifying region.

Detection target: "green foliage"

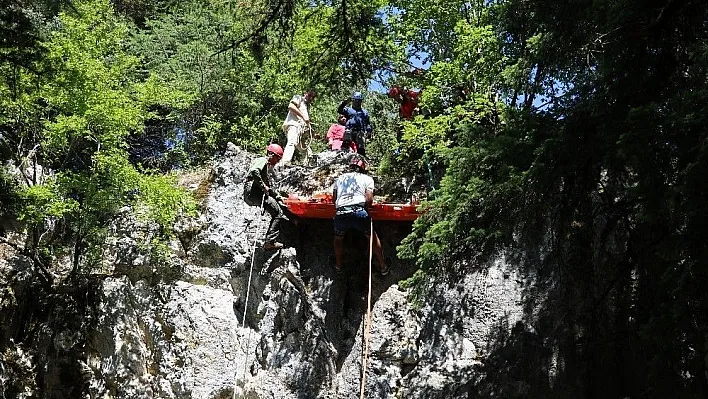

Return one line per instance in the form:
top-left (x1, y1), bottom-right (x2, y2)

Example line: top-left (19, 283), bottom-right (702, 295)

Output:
top-left (136, 171), bottom-right (197, 228)
top-left (0, 0), bottom-right (196, 285)
top-left (398, 268), bottom-right (428, 309)
top-left (354, 92), bottom-right (399, 165)
top-left (0, 167), bottom-right (20, 220)
top-left (41, 0), bottom-right (145, 166)
top-left (0, 0), bottom-right (53, 70)
top-left (127, 0), bottom-right (291, 161)
top-left (395, 0), bottom-right (708, 395)
top-left (124, 0), bottom-right (407, 162)
top-left (17, 179), bottom-right (78, 225)
top-left (394, 2), bottom-right (524, 271)
top-left (3, 0), bottom-right (706, 394)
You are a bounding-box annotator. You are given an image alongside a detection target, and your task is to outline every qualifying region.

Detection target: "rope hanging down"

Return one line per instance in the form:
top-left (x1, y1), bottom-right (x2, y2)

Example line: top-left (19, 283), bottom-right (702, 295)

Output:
top-left (360, 218), bottom-right (374, 398)
top-left (301, 123), bottom-right (315, 166)
top-left (234, 193), bottom-right (267, 399)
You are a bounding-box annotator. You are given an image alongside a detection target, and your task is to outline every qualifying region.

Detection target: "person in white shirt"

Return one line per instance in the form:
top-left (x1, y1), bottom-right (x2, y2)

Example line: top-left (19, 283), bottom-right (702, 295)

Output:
top-left (332, 156), bottom-right (389, 275)
top-left (281, 90), bottom-right (316, 165)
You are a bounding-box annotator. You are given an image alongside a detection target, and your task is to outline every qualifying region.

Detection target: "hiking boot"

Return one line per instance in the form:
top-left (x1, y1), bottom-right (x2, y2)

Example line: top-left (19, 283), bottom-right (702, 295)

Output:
top-left (331, 257), bottom-right (344, 276)
top-left (380, 256), bottom-right (392, 276)
top-left (263, 241), bottom-right (284, 250)
top-left (379, 264), bottom-right (390, 276)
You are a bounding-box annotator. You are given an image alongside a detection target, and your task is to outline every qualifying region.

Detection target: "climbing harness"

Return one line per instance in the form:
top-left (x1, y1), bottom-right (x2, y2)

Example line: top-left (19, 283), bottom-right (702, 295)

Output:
top-left (359, 218), bottom-right (374, 399)
top-left (234, 193), bottom-right (267, 399)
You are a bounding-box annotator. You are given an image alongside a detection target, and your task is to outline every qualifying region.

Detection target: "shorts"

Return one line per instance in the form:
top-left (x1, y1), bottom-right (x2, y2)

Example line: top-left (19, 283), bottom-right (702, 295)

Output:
top-left (333, 208), bottom-right (371, 236)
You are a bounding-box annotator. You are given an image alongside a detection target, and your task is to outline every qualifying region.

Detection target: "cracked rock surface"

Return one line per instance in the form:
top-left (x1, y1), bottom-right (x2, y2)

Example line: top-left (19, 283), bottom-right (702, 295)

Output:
top-left (0, 145), bottom-right (531, 398)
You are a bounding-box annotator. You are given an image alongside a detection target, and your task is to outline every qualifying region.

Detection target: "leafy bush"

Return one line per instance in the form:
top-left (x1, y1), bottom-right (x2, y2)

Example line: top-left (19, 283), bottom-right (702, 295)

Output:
top-left (0, 166), bottom-right (20, 222)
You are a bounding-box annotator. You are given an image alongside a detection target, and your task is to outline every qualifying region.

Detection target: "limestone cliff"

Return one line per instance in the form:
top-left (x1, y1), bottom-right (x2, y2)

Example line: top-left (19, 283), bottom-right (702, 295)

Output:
top-left (0, 146), bottom-right (529, 398)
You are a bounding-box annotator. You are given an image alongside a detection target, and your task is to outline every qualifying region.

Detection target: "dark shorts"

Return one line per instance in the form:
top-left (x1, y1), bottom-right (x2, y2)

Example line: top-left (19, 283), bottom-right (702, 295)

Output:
top-left (343, 129), bottom-right (366, 156)
top-left (333, 208), bottom-right (371, 236)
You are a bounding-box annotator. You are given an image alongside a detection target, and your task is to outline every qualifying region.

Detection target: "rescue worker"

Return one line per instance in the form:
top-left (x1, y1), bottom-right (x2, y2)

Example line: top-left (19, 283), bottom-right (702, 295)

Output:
top-left (326, 114), bottom-right (357, 152)
top-left (281, 90), bottom-right (316, 166)
top-left (332, 156), bottom-right (389, 275)
top-left (388, 86), bottom-right (420, 141)
top-left (243, 143), bottom-right (297, 250)
top-left (388, 86), bottom-right (420, 121)
top-left (337, 91), bottom-right (372, 157)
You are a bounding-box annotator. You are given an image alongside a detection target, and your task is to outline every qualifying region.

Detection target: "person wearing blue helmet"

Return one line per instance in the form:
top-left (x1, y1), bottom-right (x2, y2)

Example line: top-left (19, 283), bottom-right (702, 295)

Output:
top-left (337, 91), bottom-right (372, 157)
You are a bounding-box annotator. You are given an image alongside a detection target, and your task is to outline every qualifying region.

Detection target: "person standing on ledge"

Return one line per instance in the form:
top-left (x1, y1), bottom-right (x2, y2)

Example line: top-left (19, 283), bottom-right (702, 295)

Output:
top-left (326, 113), bottom-right (357, 152)
top-left (281, 90), bottom-right (316, 166)
top-left (337, 91), bottom-right (372, 157)
top-left (331, 156), bottom-right (389, 275)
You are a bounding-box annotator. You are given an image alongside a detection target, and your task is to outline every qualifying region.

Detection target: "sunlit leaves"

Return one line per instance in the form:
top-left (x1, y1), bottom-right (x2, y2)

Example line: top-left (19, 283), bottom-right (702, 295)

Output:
top-left (17, 178), bottom-right (79, 224)
top-left (0, 0), bottom-right (197, 280)
top-left (40, 0), bottom-right (148, 175)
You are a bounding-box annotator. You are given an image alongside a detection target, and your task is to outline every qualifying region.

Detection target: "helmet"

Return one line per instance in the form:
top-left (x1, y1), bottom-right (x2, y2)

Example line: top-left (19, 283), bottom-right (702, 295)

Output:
top-left (352, 91), bottom-right (364, 101)
top-left (388, 86), bottom-right (400, 98)
top-left (350, 156), bottom-right (367, 171)
top-left (266, 143), bottom-right (284, 157)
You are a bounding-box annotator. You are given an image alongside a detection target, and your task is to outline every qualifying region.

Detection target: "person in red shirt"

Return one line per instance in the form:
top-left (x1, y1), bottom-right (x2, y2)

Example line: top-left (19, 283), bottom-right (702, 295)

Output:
top-left (389, 86), bottom-right (421, 141)
top-left (326, 114), bottom-right (357, 152)
top-left (400, 89), bottom-right (420, 120)
top-left (388, 86), bottom-right (420, 121)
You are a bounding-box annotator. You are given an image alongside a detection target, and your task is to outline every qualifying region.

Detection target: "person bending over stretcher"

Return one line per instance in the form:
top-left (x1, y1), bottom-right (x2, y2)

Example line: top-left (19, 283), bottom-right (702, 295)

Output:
top-left (331, 156), bottom-right (389, 275)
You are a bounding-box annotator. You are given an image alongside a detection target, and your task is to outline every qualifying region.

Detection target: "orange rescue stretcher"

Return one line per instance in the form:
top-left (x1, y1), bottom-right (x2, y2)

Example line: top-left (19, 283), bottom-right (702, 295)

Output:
top-left (284, 193), bottom-right (420, 221)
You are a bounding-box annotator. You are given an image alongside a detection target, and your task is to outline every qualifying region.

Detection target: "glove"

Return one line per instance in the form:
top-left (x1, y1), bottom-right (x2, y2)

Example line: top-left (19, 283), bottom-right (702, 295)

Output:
top-left (270, 189), bottom-right (286, 203)
top-left (276, 196), bottom-right (287, 210)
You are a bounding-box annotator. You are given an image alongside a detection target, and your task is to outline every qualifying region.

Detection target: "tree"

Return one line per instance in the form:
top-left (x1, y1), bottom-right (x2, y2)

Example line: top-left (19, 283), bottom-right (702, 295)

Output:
top-left (397, 0), bottom-right (708, 396)
top-left (0, 0), bottom-right (195, 286)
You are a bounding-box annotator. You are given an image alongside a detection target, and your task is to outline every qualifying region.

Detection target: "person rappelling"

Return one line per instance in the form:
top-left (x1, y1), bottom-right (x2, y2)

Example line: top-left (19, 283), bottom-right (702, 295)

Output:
top-left (243, 143), bottom-right (299, 250)
top-left (337, 91), bottom-right (372, 157)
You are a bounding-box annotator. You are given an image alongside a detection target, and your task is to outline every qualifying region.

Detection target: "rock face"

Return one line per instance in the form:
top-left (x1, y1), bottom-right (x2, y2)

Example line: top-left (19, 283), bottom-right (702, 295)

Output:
top-left (0, 146), bottom-right (530, 398)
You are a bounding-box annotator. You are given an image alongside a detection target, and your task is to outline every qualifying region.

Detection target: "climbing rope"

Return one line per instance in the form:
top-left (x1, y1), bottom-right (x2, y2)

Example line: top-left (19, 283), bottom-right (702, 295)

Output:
top-left (301, 123), bottom-right (315, 166)
top-left (359, 218), bottom-right (374, 399)
top-left (234, 193), bottom-right (267, 399)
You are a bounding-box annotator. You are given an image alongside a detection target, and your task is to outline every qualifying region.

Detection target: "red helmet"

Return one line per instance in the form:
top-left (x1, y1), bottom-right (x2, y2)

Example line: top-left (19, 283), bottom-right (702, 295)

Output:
top-left (266, 143), bottom-right (283, 157)
top-left (388, 86), bottom-right (400, 98)
top-left (350, 156), bottom-right (367, 171)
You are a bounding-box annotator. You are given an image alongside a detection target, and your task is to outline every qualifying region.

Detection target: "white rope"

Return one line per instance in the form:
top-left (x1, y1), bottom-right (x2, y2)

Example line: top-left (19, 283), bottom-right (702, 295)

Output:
top-left (360, 218), bottom-right (374, 399)
top-left (234, 193), bottom-right (267, 399)
top-left (302, 124), bottom-right (315, 165)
